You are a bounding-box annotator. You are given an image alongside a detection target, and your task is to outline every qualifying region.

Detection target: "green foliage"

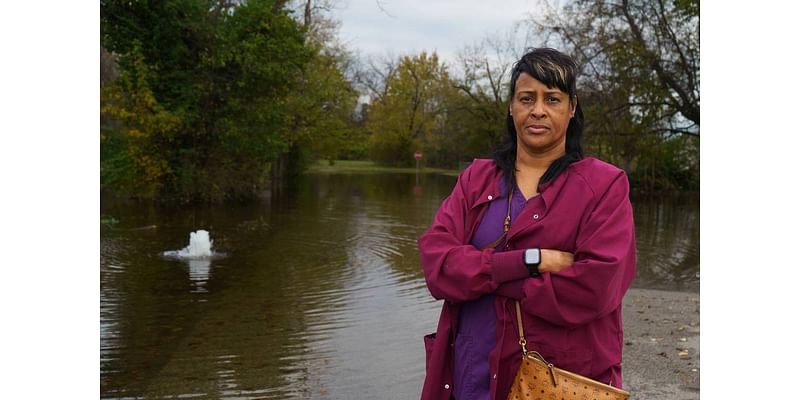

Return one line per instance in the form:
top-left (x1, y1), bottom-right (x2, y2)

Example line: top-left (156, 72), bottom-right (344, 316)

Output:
top-left (101, 0), bottom-right (310, 202)
top-left (101, 0), bottom-right (210, 112)
top-left (673, 0), bottom-right (700, 19)
top-left (101, 42), bottom-right (182, 197)
top-left (628, 134), bottom-right (699, 191)
top-left (281, 41), bottom-right (364, 165)
top-left (99, 0), bottom-right (699, 197)
top-left (366, 52), bottom-right (454, 167)
top-left (100, 215), bottom-right (120, 227)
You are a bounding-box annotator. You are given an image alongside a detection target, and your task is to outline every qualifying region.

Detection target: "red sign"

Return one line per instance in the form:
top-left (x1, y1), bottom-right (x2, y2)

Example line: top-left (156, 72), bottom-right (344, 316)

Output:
top-left (414, 151), bottom-right (422, 160)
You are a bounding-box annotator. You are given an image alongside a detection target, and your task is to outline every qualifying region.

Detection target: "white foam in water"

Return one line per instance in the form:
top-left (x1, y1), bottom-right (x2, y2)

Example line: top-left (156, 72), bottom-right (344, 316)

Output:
top-left (164, 230), bottom-right (214, 258)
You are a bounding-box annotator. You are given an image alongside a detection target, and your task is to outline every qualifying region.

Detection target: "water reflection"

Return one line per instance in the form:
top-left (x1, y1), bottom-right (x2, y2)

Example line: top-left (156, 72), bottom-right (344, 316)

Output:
top-left (187, 259), bottom-right (212, 293)
top-left (100, 171), bottom-right (698, 399)
top-left (631, 193), bottom-right (700, 291)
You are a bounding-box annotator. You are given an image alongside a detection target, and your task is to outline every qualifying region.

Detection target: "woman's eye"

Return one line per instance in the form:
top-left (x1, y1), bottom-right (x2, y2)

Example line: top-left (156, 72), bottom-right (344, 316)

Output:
top-left (521, 96), bottom-right (533, 103)
top-left (546, 97), bottom-right (560, 103)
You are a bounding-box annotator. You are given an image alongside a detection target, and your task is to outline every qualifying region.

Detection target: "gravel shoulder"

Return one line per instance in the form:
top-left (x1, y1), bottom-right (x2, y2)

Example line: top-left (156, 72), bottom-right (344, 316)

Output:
top-left (622, 288), bottom-right (700, 400)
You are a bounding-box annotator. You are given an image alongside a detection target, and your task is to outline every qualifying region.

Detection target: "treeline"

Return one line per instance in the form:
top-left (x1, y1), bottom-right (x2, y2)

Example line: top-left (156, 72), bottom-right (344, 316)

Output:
top-left (101, 0), bottom-right (699, 203)
top-left (101, 0), bottom-right (365, 202)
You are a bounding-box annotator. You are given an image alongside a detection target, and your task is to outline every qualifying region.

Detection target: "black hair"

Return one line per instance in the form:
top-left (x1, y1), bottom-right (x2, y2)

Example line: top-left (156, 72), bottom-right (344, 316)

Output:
top-left (492, 47), bottom-right (584, 194)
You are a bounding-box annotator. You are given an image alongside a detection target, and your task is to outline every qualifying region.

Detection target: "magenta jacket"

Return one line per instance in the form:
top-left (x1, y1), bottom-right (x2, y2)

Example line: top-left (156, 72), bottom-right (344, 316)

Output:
top-left (418, 158), bottom-right (636, 400)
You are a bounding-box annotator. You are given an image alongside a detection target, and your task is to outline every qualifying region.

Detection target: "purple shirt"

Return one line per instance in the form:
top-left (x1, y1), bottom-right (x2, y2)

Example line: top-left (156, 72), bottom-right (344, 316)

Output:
top-left (454, 183), bottom-right (528, 400)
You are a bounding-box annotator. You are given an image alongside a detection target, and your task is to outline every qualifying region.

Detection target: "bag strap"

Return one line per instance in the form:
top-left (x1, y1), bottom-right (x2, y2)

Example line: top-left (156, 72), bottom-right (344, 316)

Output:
top-left (516, 299), bottom-right (559, 386)
top-left (483, 190), bottom-right (527, 355)
top-left (515, 300), bottom-right (529, 355)
top-left (488, 190), bottom-right (525, 355)
top-left (482, 191), bottom-right (514, 250)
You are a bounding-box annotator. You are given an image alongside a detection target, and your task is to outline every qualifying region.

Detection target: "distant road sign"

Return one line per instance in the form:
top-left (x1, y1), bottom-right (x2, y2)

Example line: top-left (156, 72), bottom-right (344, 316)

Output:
top-left (414, 151), bottom-right (422, 160)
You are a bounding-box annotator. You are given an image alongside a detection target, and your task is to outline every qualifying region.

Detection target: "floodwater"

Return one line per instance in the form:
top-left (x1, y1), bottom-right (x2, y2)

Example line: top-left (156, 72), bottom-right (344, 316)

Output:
top-left (100, 171), bottom-right (699, 399)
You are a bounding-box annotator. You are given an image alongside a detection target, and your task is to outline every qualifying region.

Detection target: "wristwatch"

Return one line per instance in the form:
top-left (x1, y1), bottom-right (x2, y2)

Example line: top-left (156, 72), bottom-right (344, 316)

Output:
top-left (523, 248), bottom-right (541, 277)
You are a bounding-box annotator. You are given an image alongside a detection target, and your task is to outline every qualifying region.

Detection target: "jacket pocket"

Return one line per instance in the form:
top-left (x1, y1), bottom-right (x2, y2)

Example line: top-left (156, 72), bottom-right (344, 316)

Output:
top-left (528, 341), bottom-right (594, 378)
top-left (424, 332), bottom-right (436, 368)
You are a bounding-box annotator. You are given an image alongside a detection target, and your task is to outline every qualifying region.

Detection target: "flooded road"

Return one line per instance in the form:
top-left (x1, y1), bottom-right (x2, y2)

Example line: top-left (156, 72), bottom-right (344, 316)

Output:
top-left (101, 171), bottom-right (698, 398)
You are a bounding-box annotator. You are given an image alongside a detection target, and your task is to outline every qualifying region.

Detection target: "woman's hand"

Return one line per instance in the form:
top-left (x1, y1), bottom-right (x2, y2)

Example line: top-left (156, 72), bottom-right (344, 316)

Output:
top-left (539, 249), bottom-right (574, 273)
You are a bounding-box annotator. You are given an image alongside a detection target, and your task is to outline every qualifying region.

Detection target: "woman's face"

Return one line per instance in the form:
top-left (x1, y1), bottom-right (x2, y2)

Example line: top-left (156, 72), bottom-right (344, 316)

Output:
top-left (510, 73), bottom-right (575, 157)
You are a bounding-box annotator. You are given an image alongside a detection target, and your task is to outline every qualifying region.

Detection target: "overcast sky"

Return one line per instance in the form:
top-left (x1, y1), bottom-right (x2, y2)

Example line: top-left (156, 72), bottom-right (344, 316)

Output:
top-left (331, 0), bottom-right (540, 64)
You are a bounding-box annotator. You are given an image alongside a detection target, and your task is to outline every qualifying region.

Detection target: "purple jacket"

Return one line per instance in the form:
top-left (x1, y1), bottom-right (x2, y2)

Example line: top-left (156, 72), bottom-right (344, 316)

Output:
top-left (418, 158), bottom-right (636, 400)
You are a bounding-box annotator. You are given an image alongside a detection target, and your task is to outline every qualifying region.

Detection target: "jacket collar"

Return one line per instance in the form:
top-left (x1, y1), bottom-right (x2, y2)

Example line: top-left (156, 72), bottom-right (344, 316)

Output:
top-left (466, 158), bottom-right (577, 211)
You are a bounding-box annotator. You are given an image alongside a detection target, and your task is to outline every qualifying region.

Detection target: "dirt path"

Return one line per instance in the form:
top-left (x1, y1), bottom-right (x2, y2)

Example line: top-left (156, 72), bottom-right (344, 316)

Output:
top-left (622, 288), bottom-right (700, 399)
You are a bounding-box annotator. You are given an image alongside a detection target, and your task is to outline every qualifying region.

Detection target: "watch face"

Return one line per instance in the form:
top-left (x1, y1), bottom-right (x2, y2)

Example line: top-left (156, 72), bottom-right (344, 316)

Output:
top-left (525, 249), bottom-right (540, 265)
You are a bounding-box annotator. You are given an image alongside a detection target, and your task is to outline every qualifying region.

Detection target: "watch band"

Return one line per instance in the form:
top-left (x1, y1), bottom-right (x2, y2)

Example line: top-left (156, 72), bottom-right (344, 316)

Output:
top-left (527, 260), bottom-right (540, 277)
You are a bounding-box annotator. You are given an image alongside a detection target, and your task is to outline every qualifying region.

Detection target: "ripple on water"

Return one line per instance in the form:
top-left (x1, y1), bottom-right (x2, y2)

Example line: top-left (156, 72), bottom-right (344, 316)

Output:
top-left (101, 175), bottom-right (697, 399)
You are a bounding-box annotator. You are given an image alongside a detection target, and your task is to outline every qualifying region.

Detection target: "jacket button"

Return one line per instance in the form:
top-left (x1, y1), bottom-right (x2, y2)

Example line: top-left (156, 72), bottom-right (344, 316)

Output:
top-left (533, 214), bottom-right (540, 220)
top-left (487, 195), bottom-right (493, 200)
top-left (444, 384), bottom-right (450, 390)
top-left (492, 373), bottom-right (497, 380)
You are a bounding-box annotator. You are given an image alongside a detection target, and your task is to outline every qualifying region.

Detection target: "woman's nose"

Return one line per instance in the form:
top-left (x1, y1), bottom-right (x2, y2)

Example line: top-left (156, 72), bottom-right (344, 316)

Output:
top-left (530, 102), bottom-right (546, 118)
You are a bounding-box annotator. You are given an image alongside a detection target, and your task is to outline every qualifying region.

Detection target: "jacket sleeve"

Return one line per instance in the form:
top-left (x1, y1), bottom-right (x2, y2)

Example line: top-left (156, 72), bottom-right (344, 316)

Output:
top-left (418, 165), bottom-right (529, 303)
top-left (495, 171), bottom-right (636, 328)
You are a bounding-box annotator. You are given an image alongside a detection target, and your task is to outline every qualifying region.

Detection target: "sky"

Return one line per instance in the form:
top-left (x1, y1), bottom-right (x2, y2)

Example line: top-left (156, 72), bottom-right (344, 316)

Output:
top-left (330, 0), bottom-right (539, 64)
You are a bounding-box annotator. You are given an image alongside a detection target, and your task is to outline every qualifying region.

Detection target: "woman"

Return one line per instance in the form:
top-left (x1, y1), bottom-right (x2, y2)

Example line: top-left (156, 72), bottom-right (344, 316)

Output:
top-left (418, 48), bottom-right (636, 400)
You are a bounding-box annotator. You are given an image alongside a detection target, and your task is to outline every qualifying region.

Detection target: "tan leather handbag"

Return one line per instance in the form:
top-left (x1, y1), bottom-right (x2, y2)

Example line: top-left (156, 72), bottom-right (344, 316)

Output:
top-left (506, 301), bottom-right (630, 400)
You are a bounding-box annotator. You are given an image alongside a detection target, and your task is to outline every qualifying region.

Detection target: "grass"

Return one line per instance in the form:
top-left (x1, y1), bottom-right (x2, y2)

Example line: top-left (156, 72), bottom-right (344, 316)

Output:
top-left (100, 215), bottom-right (119, 227)
top-left (306, 160), bottom-right (460, 176)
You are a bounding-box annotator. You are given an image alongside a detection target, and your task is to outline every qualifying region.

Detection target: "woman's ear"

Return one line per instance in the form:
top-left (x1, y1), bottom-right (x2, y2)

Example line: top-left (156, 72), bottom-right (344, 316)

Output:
top-left (571, 95), bottom-right (578, 117)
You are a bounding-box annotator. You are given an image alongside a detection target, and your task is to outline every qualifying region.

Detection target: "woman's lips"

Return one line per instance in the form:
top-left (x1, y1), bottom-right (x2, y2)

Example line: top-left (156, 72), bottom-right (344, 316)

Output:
top-left (526, 125), bottom-right (549, 134)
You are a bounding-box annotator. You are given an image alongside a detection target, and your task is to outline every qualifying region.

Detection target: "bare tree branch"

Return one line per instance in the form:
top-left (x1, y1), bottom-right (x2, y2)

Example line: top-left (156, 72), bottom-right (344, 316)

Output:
top-left (620, 0), bottom-right (699, 125)
top-left (375, 0), bottom-right (397, 18)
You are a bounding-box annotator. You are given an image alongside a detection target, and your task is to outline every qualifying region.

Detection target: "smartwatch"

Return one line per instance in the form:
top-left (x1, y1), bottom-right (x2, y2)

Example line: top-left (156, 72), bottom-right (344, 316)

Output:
top-left (523, 248), bottom-right (541, 277)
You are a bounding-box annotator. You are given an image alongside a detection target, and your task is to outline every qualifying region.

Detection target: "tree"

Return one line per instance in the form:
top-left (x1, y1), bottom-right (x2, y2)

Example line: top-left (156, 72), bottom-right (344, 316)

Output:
top-left (528, 0), bottom-right (699, 190)
top-left (280, 0), bottom-right (367, 166)
top-left (101, 0), bottom-right (310, 202)
top-left (530, 0), bottom-right (698, 136)
top-left (449, 34), bottom-right (522, 160)
top-left (101, 42), bottom-right (182, 197)
top-left (355, 54), bottom-right (399, 104)
top-left (365, 52), bottom-right (454, 167)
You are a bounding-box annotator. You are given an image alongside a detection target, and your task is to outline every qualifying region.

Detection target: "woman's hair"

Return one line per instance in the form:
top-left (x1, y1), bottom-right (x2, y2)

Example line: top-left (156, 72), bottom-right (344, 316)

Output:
top-left (493, 47), bottom-right (584, 194)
